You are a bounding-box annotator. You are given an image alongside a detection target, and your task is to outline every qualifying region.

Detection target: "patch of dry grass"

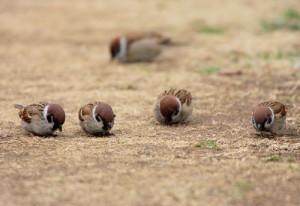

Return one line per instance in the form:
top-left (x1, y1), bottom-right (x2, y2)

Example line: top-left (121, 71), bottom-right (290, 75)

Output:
top-left (0, 0), bottom-right (300, 206)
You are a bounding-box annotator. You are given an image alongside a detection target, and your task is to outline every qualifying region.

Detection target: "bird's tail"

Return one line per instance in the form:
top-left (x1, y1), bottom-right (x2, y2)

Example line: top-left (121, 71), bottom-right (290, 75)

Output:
top-left (286, 104), bottom-right (295, 110)
top-left (14, 104), bottom-right (24, 110)
top-left (192, 96), bottom-right (201, 100)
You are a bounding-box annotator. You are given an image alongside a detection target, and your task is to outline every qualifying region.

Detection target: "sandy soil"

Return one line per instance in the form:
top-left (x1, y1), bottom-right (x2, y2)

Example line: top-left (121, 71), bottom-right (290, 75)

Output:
top-left (0, 0), bottom-right (300, 205)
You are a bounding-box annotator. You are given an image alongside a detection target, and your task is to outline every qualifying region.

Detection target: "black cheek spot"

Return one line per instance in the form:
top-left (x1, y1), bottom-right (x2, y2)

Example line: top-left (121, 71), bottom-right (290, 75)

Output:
top-left (173, 110), bottom-right (179, 116)
top-left (96, 115), bottom-right (101, 122)
top-left (111, 48), bottom-right (119, 58)
top-left (267, 117), bottom-right (272, 124)
top-left (47, 115), bottom-right (53, 123)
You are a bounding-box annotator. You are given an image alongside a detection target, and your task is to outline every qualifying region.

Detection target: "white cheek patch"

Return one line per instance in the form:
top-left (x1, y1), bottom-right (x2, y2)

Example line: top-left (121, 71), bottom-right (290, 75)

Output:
top-left (251, 115), bottom-right (258, 129)
top-left (118, 36), bottom-right (127, 58)
top-left (172, 98), bottom-right (182, 119)
top-left (80, 108), bottom-right (84, 120)
top-left (92, 106), bottom-right (97, 122)
top-left (43, 105), bottom-right (49, 120)
top-left (158, 106), bottom-right (163, 118)
top-left (92, 105), bottom-right (103, 124)
top-left (158, 99), bottom-right (164, 118)
top-left (176, 98), bottom-right (182, 114)
top-left (264, 107), bottom-right (275, 129)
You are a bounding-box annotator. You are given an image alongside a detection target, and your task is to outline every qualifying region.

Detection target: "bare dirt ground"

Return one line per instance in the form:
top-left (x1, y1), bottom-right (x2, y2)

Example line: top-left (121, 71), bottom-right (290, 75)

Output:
top-left (0, 0), bottom-right (300, 205)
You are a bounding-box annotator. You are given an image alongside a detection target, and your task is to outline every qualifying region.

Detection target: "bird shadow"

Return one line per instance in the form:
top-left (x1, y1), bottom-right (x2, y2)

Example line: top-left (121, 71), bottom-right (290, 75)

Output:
top-left (64, 129), bottom-right (115, 138)
top-left (254, 133), bottom-right (277, 139)
top-left (254, 127), bottom-right (300, 139)
top-left (85, 132), bottom-right (114, 138)
top-left (35, 133), bottom-right (63, 138)
top-left (281, 127), bottom-right (300, 137)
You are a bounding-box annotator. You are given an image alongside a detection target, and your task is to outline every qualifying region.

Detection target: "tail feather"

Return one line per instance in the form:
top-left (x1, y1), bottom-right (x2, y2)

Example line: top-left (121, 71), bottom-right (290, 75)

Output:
top-left (14, 104), bottom-right (24, 110)
top-left (286, 104), bottom-right (295, 110)
top-left (192, 96), bottom-right (200, 100)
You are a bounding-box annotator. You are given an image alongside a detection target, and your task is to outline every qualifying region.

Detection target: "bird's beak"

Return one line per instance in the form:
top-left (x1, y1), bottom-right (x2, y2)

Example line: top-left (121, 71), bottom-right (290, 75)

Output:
top-left (58, 125), bottom-right (63, 132)
top-left (165, 117), bottom-right (172, 124)
top-left (103, 123), bottom-right (112, 131)
top-left (110, 56), bottom-right (115, 61)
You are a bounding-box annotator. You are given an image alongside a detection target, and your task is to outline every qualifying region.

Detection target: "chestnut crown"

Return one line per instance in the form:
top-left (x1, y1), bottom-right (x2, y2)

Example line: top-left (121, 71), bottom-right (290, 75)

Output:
top-left (95, 102), bottom-right (115, 123)
top-left (110, 37), bottom-right (120, 59)
top-left (252, 106), bottom-right (275, 131)
top-left (160, 95), bottom-right (180, 118)
top-left (253, 106), bottom-right (272, 124)
top-left (47, 104), bottom-right (65, 125)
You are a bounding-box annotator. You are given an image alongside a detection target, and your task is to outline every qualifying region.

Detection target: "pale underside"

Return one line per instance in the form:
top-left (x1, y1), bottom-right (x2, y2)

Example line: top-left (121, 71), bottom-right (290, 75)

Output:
top-left (21, 118), bottom-right (55, 136)
top-left (120, 39), bottom-right (162, 62)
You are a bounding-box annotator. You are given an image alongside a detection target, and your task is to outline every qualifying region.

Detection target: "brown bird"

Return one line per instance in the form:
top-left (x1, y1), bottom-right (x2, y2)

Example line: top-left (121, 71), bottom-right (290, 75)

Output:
top-left (154, 89), bottom-right (193, 124)
top-left (252, 101), bottom-right (292, 135)
top-left (78, 102), bottom-right (115, 135)
top-left (110, 32), bottom-right (171, 63)
top-left (14, 102), bottom-right (65, 136)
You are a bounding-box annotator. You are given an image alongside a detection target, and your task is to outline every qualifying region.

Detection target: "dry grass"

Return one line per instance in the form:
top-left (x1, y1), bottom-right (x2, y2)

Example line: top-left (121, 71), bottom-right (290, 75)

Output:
top-left (0, 0), bottom-right (300, 205)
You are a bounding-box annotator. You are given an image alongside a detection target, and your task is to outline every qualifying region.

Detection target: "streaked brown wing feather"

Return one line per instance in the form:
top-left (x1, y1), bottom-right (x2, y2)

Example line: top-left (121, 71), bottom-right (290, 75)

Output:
top-left (174, 90), bottom-right (192, 106)
top-left (158, 89), bottom-right (175, 100)
top-left (126, 33), bottom-right (146, 44)
top-left (258, 101), bottom-right (286, 116)
top-left (160, 89), bottom-right (192, 106)
top-left (163, 89), bottom-right (177, 96)
top-left (78, 103), bottom-right (95, 121)
top-left (146, 32), bottom-right (171, 44)
top-left (126, 32), bottom-right (170, 45)
top-left (19, 102), bottom-right (48, 123)
top-left (19, 108), bottom-right (31, 123)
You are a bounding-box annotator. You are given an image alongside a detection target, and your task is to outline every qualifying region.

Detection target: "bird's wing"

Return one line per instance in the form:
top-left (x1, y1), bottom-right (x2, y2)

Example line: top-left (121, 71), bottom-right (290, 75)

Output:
top-left (258, 101), bottom-right (286, 117)
top-left (78, 103), bottom-right (95, 121)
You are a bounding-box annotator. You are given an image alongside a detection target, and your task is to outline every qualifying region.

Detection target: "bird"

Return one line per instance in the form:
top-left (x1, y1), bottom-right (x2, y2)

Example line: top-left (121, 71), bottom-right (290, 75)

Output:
top-left (251, 101), bottom-right (292, 135)
top-left (78, 102), bottom-right (115, 135)
top-left (154, 89), bottom-right (193, 124)
top-left (109, 32), bottom-right (171, 63)
top-left (14, 102), bottom-right (65, 136)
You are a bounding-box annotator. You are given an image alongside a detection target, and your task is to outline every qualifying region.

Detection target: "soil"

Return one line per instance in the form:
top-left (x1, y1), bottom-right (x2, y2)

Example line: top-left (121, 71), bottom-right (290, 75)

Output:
top-left (0, 0), bottom-right (299, 205)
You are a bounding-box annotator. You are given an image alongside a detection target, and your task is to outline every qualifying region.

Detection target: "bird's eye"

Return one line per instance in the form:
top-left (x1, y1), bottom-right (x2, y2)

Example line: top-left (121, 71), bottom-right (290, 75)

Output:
top-left (95, 115), bottom-right (101, 122)
top-left (47, 115), bottom-right (53, 123)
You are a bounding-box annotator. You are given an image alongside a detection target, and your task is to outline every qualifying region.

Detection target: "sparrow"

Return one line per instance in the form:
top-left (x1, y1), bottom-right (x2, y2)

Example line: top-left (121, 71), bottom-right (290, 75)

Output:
top-left (110, 32), bottom-right (171, 63)
top-left (78, 102), bottom-right (115, 135)
top-left (154, 89), bottom-right (193, 124)
top-left (251, 101), bottom-right (291, 135)
top-left (14, 102), bottom-right (65, 136)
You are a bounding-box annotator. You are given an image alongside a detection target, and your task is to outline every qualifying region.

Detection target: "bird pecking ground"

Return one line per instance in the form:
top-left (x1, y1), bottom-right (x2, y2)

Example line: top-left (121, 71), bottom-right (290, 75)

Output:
top-left (0, 0), bottom-right (300, 205)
